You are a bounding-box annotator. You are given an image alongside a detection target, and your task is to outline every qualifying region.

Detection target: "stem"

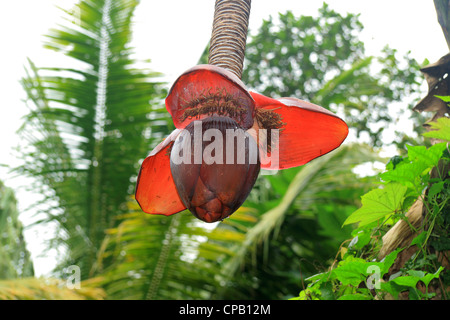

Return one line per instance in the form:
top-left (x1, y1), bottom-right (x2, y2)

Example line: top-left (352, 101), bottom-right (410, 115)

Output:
top-left (208, 0), bottom-right (251, 79)
top-left (145, 214), bottom-right (181, 300)
top-left (88, 0), bottom-right (112, 268)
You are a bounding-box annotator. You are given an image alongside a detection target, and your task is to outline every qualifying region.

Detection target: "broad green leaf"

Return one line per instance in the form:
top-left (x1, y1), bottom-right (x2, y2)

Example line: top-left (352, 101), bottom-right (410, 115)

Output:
top-left (407, 270), bottom-right (426, 278)
top-left (330, 249), bottom-right (401, 290)
top-left (348, 231), bottom-right (371, 250)
top-left (407, 143), bottom-right (447, 167)
top-left (380, 161), bottom-right (428, 187)
top-left (381, 143), bottom-right (446, 188)
top-left (379, 281), bottom-right (403, 299)
top-left (420, 267), bottom-right (444, 287)
top-left (344, 183), bottom-right (407, 226)
top-left (380, 248), bottom-right (403, 275)
top-left (332, 260), bottom-right (369, 286)
top-left (391, 275), bottom-right (420, 288)
top-left (391, 267), bottom-right (443, 289)
top-left (410, 232), bottom-right (427, 248)
top-left (428, 181), bottom-right (445, 199)
top-left (423, 117), bottom-right (450, 141)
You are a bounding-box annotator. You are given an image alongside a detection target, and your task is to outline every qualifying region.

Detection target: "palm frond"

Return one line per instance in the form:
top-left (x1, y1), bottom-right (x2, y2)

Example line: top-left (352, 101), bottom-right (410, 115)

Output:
top-left (94, 198), bottom-right (242, 300)
top-left (16, 0), bottom-right (169, 277)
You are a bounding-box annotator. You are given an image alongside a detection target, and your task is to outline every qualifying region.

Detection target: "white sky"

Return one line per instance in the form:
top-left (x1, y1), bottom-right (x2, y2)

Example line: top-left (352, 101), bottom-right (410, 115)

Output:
top-left (0, 0), bottom-right (448, 277)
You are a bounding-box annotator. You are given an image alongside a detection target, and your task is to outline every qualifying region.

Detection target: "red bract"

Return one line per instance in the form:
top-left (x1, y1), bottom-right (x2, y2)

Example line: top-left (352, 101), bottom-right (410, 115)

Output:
top-left (135, 65), bottom-right (348, 223)
top-left (166, 65), bottom-right (255, 130)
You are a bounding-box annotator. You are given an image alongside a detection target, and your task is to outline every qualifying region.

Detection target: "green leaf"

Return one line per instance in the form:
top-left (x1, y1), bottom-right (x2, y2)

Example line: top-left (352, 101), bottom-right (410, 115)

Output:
top-left (410, 232), bottom-right (427, 248)
top-left (343, 183), bottom-right (407, 226)
top-left (348, 231), bottom-right (371, 250)
top-left (407, 143), bottom-right (447, 167)
top-left (380, 143), bottom-right (446, 188)
top-left (423, 117), bottom-right (450, 141)
top-left (428, 181), bottom-right (445, 199)
top-left (338, 293), bottom-right (372, 300)
top-left (332, 259), bottom-right (369, 286)
top-left (391, 275), bottom-right (420, 287)
top-left (379, 281), bottom-right (401, 298)
top-left (380, 161), bottom-right (429, 187)
top-left (421, 267), bottom-right (444, 287)
top-left (391, 267), bottom-right (443, 289)
top-left (380, 248), bottom-right (403, 275)
top-left (434, 95), bottom-right (450, 102)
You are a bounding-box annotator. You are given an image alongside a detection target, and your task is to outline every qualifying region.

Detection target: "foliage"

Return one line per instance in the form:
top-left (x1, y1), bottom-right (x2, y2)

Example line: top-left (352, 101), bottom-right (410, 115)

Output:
top-left (0, 181), bottom-right (34, 279)
top-left (176, 3), bottom-right (430, 299)
top-left (15, 0), bottom-right (169, 278)
top-left (94, 144), bottom-right (379, 299)
top-left (92, 200), bottom-right (252, 300)
top-left (242, 4), bottom-right (423, 147)
top-left (213, 145), bottom-right (379, 299)
top-left (423, 115), bottom-right (450, 141)
top-left (294, 109), bottom-right (450, 300)
top-left (6, 1), bottom-right (440, 301)
top-left (0, 277), bottom-right (105, 300)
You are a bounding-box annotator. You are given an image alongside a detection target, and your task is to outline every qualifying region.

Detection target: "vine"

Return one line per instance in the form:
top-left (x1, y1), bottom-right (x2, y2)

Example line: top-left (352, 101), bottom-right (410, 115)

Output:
top-left (293, 116), bottom-right (450, 300)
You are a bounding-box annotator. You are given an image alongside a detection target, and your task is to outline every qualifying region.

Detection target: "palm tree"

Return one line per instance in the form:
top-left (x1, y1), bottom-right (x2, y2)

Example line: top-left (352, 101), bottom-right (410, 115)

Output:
top-left (16, 0), bottom-right (169, 278)
top-left (0, 180), bottom-right (34, 279)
